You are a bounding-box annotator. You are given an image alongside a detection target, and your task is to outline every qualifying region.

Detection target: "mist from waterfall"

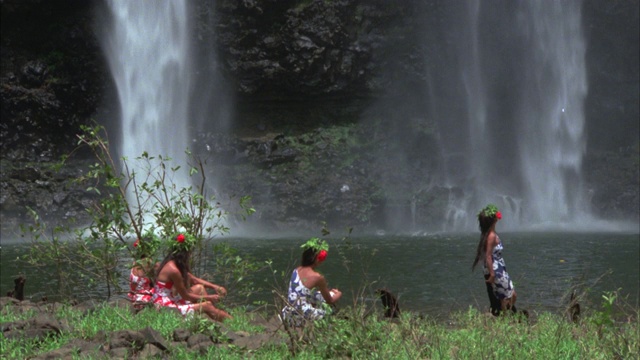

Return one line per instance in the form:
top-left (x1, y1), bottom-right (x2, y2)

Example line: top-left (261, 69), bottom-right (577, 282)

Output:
top-left (425, 1), bottom-right (590, 231)
top-left (100, 1), bottom-right (193, 196)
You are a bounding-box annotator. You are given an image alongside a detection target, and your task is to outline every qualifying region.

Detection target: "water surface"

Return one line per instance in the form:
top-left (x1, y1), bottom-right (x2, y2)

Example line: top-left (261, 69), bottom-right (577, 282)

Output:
top-left (1, 232), bottom-right (638, 316)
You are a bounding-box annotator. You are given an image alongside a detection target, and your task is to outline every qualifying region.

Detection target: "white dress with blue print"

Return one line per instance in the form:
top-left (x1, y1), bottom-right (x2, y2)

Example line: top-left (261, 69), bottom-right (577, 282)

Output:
top-left (281, 268), bottom-right (329, 326)
top-left (484, 236), bottom-right (515, 300)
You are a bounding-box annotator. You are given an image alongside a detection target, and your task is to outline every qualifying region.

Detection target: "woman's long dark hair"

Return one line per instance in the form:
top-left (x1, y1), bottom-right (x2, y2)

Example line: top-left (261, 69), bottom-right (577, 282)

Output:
top-left (157, 249), bottom-right (191, 288)
top-left (301, 248), bottom-right (319, 267)
top-left (472, 213), bottom-right (497, 271)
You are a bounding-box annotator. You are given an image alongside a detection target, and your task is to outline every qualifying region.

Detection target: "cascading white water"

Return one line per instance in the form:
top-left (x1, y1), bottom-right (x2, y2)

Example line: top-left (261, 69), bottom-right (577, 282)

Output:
top-left (516, 1), bottom-right (588, 223)
top-left (101, 1), bottom-right (193, 195)
top-left (443, 1), bottom-right (489, 231)
top-left (431, 1), bottom-right (589, 230)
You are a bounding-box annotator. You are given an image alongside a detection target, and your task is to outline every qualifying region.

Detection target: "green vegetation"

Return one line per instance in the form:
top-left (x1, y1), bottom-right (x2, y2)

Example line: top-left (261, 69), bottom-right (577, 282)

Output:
top-left (282, 123), bottom-right (363, 171)
top-left (1, 299), bottom-right (636, 359)
top-left (18, 123), bottom-right (257, 303)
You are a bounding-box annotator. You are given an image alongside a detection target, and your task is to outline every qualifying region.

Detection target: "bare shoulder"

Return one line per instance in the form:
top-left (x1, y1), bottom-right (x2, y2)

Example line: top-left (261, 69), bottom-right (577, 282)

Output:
top-left (486, 232), bottom-right (498, 246)
top-left (157, 260), bottom-right (179, 280)
top-left (308, 271), bottom-right (326, 289)
top-left (298, 267), bottom-right (325, 288)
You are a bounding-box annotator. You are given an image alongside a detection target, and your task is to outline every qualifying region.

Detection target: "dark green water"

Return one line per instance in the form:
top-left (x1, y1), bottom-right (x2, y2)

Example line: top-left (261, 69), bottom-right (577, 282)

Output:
top-left (1, 232), bottom-right (638, 316)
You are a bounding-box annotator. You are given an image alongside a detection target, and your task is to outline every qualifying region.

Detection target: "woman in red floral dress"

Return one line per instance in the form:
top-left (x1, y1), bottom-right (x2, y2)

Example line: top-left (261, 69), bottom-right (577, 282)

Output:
top-left (152, 233), bottom-right (231, 322)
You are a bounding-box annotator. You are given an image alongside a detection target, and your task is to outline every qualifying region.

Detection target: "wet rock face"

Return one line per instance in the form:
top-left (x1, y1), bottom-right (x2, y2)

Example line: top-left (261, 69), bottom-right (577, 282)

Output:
top-left (0, 0), bottom-right (107, 163)
top-left (0, 159), bottom-right (100, 236)
top-left (0, 0), bottom-right (106, 233)
top-left (207, 0), bottom-right (425, 98)
top-left (582, 0), bottom-right (640, 151)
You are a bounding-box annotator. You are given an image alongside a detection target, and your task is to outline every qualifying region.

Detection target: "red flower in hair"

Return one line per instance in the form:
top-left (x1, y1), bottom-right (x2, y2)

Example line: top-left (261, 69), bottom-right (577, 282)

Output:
top-left (496, 211), bottom-right (502, 220)
top-left (133, 239), bottom-right (139, 247)
top-left (176, 234), bottom-right (185, 243)
top-left (317, 250), bottom-right (328, 262)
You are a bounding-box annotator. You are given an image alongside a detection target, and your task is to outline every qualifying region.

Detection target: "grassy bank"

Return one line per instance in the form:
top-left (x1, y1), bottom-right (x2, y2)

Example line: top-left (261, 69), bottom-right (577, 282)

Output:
top-left (1, 300), bottom-right (637, 359)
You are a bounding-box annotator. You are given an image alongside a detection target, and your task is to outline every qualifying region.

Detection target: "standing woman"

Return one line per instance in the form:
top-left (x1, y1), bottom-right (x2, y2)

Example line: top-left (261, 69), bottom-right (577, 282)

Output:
top-left (281, 237), bottom-right (342, 326)
top-left (472, 204), bottom-right (517, 314)
top-left (152, 233), bottom-right (231, 322)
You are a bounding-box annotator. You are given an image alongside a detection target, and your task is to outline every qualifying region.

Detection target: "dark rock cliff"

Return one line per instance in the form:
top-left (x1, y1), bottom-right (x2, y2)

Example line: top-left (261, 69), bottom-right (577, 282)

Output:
top-left (1, 0), bottom-right (638, 236)
top-left (1, 0), bottom-right (106, 160)
top-left (1, 0), bottom-right (107, 235)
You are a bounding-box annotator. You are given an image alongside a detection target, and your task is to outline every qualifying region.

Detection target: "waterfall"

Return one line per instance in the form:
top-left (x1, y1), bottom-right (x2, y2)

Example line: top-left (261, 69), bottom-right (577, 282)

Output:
top-left (100, 1), bottom-right (193, 196)
top-left (428, 1), bottom-right (589, 230)
top-left (516, 1), bottom-right (588, 223)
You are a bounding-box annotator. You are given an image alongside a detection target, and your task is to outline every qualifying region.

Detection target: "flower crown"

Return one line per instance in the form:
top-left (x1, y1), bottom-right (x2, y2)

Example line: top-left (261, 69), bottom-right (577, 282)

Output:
top-left (133, 233), bottom-right (161, 259)
top-left (301, 237), bottom-right (329, 262)
top-left (169, 232), bottom-right (198, 253)
top-left (479, 204), bottom-right (502, 220)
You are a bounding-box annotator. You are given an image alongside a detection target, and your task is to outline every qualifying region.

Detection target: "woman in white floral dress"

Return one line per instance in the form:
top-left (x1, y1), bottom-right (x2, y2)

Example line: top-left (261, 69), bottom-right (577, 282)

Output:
top-left (282, 238), bottom-right (342, 326)
top-left (472, 204), bottom-right (518, 315)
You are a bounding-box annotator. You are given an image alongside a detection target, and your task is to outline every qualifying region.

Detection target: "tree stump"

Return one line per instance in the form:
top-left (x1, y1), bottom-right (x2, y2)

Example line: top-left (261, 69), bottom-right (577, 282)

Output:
top-left (7, 276), bottom-right (26, 301)
top-left (377, 288), bottom-right (401, 318)
top-left (566, 291), bottom-right (581, 323)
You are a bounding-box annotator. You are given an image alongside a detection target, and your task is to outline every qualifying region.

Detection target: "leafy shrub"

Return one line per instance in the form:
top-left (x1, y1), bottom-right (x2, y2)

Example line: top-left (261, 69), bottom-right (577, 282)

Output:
top-left (20, 123), bottom-right (256, 302)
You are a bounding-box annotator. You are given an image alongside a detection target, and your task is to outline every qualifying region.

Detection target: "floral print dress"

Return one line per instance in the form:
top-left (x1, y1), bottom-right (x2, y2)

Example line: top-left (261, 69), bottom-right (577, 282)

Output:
top-left (127, 269), bottom-right (154, 305)
top-left (484, 236), bottom-right (514, 300)
top-left (151, 280), bottom-right (195, 316)
top-left (281, 269), bottom-right (329, 326)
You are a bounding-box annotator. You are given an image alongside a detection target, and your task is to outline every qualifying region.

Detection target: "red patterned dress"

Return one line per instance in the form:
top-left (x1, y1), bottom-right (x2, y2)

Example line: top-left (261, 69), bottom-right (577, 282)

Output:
top-left (128, 269), bottom-right (155, 307)
top-left (151, 280), bottom-right (195, 316)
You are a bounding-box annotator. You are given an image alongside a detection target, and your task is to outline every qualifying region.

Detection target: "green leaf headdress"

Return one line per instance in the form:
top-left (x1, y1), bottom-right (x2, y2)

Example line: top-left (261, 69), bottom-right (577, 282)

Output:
top-left (301, 237), bottom-right (329, 262)
top-left (478, 204), bottom-right (502, 220)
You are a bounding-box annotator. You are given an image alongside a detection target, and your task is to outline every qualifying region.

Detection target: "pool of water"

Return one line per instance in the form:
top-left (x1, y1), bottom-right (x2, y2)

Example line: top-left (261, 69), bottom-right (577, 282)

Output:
top-left (1, 232), bottom-right (638, 317)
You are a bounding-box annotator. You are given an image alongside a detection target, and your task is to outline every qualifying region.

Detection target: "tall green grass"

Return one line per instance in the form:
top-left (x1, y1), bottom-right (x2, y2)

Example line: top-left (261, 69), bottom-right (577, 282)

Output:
top-left (1, 301), bottom-right (637, 359)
